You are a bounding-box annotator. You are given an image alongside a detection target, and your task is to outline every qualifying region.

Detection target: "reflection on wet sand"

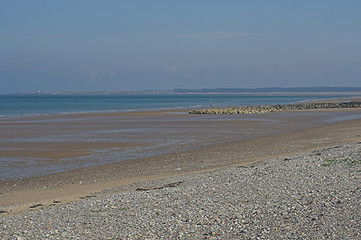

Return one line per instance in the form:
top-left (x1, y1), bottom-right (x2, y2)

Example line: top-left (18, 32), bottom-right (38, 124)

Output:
top-left (1, 109), bottom-right (361, 180)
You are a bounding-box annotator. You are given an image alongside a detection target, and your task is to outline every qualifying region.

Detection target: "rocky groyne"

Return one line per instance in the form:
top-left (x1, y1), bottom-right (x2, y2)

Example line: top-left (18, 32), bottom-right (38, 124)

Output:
top-left (189, 101), bottom-right (361, 114)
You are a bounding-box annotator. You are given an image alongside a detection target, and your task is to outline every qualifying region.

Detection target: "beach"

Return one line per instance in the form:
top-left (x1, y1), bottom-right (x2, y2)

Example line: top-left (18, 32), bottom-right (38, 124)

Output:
top-left (3, 0), bottom-right (361, 237)
top-left (2, 141), bottom-right (360, 239)
top-left (1, 101), bottom-right (361, 239)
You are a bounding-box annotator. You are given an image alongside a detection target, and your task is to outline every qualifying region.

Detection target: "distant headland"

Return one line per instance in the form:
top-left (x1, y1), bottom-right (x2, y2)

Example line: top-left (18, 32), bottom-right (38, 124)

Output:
top-left (173, 87), bottom-right (361, 95)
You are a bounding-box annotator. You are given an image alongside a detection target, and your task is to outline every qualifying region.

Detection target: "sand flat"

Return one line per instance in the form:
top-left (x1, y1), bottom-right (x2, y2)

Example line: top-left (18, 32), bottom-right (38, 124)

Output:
top-left (1, 114), bottom-right (361, 215)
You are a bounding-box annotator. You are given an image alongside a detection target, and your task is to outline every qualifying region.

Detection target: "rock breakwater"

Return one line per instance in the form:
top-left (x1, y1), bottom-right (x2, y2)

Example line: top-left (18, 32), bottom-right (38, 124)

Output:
top-left (189, 101), bottom-right (361, 114)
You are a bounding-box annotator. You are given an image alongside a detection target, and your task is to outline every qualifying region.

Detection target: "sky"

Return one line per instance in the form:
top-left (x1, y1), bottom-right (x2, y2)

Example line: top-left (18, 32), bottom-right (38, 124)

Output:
top-left (1, 0), bottom-right (361, 93)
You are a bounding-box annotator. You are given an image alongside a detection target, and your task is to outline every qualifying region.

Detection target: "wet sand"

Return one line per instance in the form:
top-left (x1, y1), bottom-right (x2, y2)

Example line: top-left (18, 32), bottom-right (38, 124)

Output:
top-left (1, 105), bottom-right (361, 215)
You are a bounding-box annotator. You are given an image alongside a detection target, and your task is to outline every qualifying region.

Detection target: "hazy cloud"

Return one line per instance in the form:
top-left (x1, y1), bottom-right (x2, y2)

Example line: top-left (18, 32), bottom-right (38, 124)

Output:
top-left (184, 70), bottom-right (192, 79)
top-left (75, 68), bottom-right (96, 78)
top-left (61, 72), bottom-right (70, 78)
top-left (163, 66), bottom-right (178, 73)
top-left (74, 68), bottom-right (116, 79)
top-left (118, 32), bottom-right (254, 40)
top-left (109, 70), bottom-right (116, 78)
top-left (270, 67), bottom-right (277, 72)
top-left (101, 69), bottom-right (116, 78)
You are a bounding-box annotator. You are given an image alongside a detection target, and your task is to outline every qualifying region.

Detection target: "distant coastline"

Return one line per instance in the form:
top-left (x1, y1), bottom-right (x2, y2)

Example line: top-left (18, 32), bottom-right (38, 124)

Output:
top-left (173, 87), bottom-right (361, 95)
top-left (9, 86), bottom-right (361, 96)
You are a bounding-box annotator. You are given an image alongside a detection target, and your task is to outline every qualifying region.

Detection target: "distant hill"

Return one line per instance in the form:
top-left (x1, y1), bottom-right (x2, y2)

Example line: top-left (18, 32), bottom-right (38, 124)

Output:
top-left (14, 87), bottom-right (361, 95)
top-left (173, 87), bottom-right (361, 94)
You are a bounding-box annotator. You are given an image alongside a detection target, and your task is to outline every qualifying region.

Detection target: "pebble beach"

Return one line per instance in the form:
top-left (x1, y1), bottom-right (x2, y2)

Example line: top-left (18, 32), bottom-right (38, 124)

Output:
top-left (1, 142), bottom-right (360, 239)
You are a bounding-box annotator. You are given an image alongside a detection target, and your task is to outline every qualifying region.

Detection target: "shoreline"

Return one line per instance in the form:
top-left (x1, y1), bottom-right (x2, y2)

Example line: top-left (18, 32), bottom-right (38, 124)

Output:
top-left (1, 113), bottom-right (361, 215)
top-left (1, 95), bottom-right (360, 120)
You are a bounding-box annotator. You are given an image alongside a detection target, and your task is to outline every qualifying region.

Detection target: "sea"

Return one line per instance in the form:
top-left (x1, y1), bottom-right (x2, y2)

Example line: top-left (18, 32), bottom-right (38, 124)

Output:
top-left (0, 93), bottom-right (351, 117)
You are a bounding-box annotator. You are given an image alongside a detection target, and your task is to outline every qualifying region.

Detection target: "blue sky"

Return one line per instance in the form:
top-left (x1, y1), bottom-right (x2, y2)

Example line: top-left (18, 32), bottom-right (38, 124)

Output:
top-left (1, 0), bottom-right (361, 93)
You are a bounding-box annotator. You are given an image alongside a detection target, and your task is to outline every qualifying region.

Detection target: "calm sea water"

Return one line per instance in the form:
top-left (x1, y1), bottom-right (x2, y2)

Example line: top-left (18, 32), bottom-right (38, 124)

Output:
top-left (0, 94), bottom-right (349, 117)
